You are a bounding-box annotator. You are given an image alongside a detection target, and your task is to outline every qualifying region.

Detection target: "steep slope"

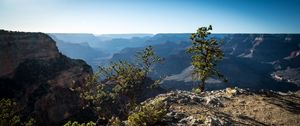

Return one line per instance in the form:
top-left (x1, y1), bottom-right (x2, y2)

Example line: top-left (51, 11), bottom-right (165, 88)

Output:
top-left (0, 31), bottom-right (60, 78)
top-left (50, 36), bottom-right (109, 69)
top-left (0, 30), bottom-right (92, 125)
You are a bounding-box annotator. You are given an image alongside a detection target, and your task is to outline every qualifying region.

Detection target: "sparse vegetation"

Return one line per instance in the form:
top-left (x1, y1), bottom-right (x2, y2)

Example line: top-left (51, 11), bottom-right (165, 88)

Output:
top-left (108, 116), bottom-right (123, 126)
top-left (127, 98), bottom-right (167, 126)
top-left (192, 88), bottom-right (202, 94)
top-left (77, 46), bottom-right (164, 123)
top-left (0, 99), bottom-right (35, 126)
top-left (90, 97), bottom-right (168, 126)
top-left (187, 25), bottom-right (226, 91)
top-left (63, 121), bottom-right (96, 126)
top-left (0, 99), bottom-right (21, 126)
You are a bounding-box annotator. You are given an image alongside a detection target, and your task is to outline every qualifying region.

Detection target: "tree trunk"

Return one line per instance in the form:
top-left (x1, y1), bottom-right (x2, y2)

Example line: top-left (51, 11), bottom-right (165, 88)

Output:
top-left (199, 79), bottom-right (205, 92)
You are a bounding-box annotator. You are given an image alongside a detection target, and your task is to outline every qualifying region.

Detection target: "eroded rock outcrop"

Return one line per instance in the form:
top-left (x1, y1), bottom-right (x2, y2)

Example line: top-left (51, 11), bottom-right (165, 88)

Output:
top-left (0, 30), bottom-right (92, 125)
top-left (142, 88), bottom-right (300, 126)
top-left (0, 30), bottom-right (60, 78)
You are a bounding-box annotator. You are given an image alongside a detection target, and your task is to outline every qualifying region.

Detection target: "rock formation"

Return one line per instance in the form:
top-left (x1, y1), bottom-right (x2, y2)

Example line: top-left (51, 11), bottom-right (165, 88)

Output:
top-left (142, 88), bottom-right (300, 125)
top-left (0, 30), bottom-right (92, 125)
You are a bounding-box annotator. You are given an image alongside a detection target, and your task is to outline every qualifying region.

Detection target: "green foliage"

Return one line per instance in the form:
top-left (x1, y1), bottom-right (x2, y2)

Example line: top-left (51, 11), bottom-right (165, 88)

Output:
top-left (63, 121), bottom-right (95, 126)
top-left (0, 99), bottom-right (35, 126)
top-left (78, 46), bottom-right (163, 120)
top-left (127, 98), bottom-right (167, 126)
top-left (197, 115), bottom-right (206, 123)
top-left (187, 25), bottom-right (226, 91)
top-left (24, 118), bottom-right (36, 126)
top-left (136, 46), bottom-right (163, 74)
top-left (192, 88), bottom-right (202, 94)
top-left (0, 99), bottom-right (20, 126)
top-left (106, 98), bottom-right (168, 126)
top-left (108, 116), bottom-right (124, 126)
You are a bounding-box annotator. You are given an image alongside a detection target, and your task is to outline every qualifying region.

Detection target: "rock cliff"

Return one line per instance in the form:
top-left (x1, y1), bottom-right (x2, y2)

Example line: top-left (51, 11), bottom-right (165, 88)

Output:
top-left (0, 30), bottom-right (92, 125)
top-left (0, 30), bottom-right (60, 78)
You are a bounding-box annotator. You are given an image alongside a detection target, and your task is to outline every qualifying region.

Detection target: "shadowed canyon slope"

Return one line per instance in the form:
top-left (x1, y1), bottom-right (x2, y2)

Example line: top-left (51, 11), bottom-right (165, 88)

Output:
top-left (104, 34), bottom-right (300, 91)
top-left (0, 30), bottom-right (92, 125)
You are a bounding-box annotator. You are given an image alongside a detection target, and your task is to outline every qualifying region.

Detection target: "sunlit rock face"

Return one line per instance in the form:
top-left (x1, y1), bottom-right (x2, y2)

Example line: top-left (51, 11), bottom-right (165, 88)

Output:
top-left (0, 30), bottom-right (92, 125)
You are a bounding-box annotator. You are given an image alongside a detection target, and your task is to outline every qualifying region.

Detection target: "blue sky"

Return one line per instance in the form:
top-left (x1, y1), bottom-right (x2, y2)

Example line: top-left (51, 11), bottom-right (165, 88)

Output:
top-left (0, 0), bottom-right (299, 34)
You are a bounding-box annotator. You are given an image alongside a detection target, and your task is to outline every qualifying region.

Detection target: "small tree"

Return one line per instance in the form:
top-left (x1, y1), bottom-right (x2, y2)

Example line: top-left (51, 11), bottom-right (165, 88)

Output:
top-left (187, 25), bottom-right (226, 92)
top-left (78, 46), bottom-right (163, 121)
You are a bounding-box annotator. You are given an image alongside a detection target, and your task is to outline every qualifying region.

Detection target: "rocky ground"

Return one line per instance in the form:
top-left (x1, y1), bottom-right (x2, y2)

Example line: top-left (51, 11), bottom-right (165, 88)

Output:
top-left (142, 88), bottom-right (300, 126)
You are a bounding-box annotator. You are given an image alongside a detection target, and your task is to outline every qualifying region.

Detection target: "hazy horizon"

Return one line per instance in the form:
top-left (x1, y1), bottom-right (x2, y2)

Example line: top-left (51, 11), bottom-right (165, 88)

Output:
top-left (2, 29), bottom-right (300, 35)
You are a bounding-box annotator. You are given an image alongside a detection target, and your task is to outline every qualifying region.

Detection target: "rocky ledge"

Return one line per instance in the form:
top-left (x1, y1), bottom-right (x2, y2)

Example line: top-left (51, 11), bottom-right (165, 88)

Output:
top-left (142, 88), bottom-right (300, 126)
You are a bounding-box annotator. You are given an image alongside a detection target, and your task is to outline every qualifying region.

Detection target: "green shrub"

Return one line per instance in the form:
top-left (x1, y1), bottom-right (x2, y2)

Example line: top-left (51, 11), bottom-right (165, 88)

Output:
top-left (0, 99), bottom-right (21, 126)
top-left (108, 116), bottom-right (124, 126)
top-left (63, 121), bottom-right (95, 126)
top-left (127, 98), bottom-right (167, 126)
top-left (192, 88), bottom-right (202, 94)
top-left (0, 99), bottom-right (35, 126)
